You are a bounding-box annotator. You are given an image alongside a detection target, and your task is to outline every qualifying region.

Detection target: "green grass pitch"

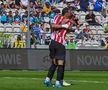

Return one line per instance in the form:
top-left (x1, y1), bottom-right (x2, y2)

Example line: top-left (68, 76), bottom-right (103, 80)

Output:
top-left (0, 70), bottom-right (108, 90)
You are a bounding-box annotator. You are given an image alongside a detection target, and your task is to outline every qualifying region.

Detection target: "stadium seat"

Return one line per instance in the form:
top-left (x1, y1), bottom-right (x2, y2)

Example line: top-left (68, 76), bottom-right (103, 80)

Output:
top-left (13, 24), bottom-right (21, 32)
top-left (76, 40), bottom-right (83, 47)
top-left (19, 9), bottom-right (26, 14)
top-left (79, 11), bottom-right (86, 15)
top-left (0, 23), bottom-right (4, 32)
top-left (91, 40), bottom-right (100, 47)
top-left (36, 45), bottom-right (49, 49)
top-left (20, 12), bottom-right (25, 18)
top-left (5, 23), bottom-right (13, 32)
top-left (90, 26), bottom-right (96, 30)
top-left (80, 15), bottom-right (85, 23)
top-left (83, 40), bottom-right (91, 46)
top-left (5, 9), bottom-right (10, 13)
top-left (94, 12), bottom-right (101, 16)
top-left (97, 29), bottom-right (104, 35)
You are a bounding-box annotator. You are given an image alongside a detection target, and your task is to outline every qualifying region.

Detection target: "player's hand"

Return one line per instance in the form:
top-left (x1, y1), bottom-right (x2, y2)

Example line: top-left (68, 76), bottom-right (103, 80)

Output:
top-left (62, 24), bottom-right (69, 29)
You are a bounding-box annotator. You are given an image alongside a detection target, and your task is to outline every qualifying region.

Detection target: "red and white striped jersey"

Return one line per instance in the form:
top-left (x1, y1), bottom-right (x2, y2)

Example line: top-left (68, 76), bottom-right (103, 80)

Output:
top-left (51, 15), bottom-right (72, 45)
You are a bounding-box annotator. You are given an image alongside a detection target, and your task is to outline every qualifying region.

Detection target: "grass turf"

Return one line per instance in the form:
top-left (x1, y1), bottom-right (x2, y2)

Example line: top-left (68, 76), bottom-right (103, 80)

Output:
top-left (0, 70), bottom-right (108, 90)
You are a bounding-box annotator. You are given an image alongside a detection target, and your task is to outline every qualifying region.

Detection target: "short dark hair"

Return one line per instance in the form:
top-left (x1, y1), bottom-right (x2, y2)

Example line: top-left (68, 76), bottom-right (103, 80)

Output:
top-left (62, 7), bottom-right (69, 15)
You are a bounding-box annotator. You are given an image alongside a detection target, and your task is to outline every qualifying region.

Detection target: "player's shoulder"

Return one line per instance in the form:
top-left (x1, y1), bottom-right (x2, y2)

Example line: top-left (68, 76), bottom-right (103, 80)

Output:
top-left (54, 14), bottom-right (62, 18)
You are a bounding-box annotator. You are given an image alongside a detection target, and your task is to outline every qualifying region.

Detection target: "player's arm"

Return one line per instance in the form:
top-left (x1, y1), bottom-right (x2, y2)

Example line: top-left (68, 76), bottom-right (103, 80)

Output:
top-left (50, 23), bottom-right (69, 30)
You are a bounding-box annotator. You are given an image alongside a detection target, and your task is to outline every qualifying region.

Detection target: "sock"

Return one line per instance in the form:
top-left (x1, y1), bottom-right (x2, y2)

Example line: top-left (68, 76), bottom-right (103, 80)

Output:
top-left (57, 65), bottom-right (64, 81)
top-left (55, 81), bottom-right (60, 85)
top-left (47, 63), bottom-right (57, 80)
top-left (61, 65), bottom-right (65, 81)
top-left (45, 77), bottom-right (50, 82)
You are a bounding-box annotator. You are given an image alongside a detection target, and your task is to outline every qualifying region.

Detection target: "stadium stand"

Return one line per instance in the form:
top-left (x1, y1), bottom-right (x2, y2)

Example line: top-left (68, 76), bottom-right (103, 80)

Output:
top-left (0, 0), bottom-right (107, 49)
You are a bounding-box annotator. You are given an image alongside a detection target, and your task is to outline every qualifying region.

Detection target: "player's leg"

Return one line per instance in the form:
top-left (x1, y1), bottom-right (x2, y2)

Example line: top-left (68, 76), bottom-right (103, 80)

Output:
top-left (61, 61), bottom-right (71, 86)
top-left (61, 61), bottom-right (65, 83)
top-left (46, 59), bottom-right (57, 80)
top-left (44, 40), bottom-right (57, 86)
top-left (55, 59), bottom-right (64, 87)
top-left (55, 43), bottom-right (65, 87)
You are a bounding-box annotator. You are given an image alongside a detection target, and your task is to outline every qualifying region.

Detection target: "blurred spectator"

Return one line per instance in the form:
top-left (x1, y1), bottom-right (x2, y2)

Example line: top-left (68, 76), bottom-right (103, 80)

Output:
top-left (14, 10), bottom-right (21, 23)
top-left (104, 22), bottom-right (108, 33)
top-left (88, 0), bottom-right (106, 11)
top-left (45, 35), bottom-right (51, 45)
top-left (100, 37), bottom-right (106, 47)
top-left (51, 5), bottom-right (60, 14)
top-left (80, 0), bottom-right (89, 11)
top-left (0, 2), bottom-right (5, 11)
top-left (74, 26), bottom-right (83, 40)
top-left (88, 0), bottom-right (94, 10)
top-left (34, 10), bottom-right (41, 23)
top-left (66, 0), bottom-right (76, 10)
top-left (0, 1), bottom-right (2, 5)
top-left (30, 0), bottom-right (36, 4)
top-left (30, 32), bottom-right (36, 46)
top-left (7, 11), bottom-right (13, 24)
top-left (101, 0), bottom-right (107, 18)
top-left (22, 11), bottom-right (28, 23)
top-left (104, 36), bottom-right (108, 49)
top-left (71, 12), bottom-right (80, 27)
top-left (21, 22), bottom-right (27, 32)
top-left (5, 0), bottom-right (11, 9)
top-left (15, 0), bottom-right (28, 9)
top-left (9, 1), bottom-right (15, 9)
top-left (42, 2), bottom-right (51, 14)
top-left (20, 0), bottom-right (28, 9)
top-left (40, 23), bottom-right (45, 44)
top-left (49, 11), bottom-right (56, 22)
top-left (29, 12), bottom-right (35, 24)
top-left (13, 35), bottom-right (25, 48)
top-left (15, 0), bottom-right (21, 9)
top-left (30, 1), bottom-right (35, 12)
top-left (1, 11), bottom-right (7, 24)
top-left (0, 12), bottom-right (2, 22)
top-left (3, 40), bottom-right (9, 48)
top-left (73, 0), bottom-right (80, 11)
top-left (32, 23), bottom-right (40, 44)
top-left (82, 23), bottom-right (93, 40)
top-left (67, 36), bottom-right (76, 49)
top-left (0, 4), bottom-right (2, 13)
top-left (93, 0), bottom-right (103, 11)
top-left (49, 0), bottom-right (56, 6)
top-left (35, 1), bottom-right (43, 12)
top-left (0, 39), bottom-right (3, 48)
top-left (4, 0), bottom-right (14, 9)
top-left (85, 10), bottom-right (101, 26)
top-left (45, 25), bottom-right (51, 45)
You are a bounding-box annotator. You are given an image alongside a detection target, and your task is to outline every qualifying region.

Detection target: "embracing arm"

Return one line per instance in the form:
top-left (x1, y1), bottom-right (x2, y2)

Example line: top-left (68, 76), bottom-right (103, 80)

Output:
top-left (50, 23), bottom-right (69, 29)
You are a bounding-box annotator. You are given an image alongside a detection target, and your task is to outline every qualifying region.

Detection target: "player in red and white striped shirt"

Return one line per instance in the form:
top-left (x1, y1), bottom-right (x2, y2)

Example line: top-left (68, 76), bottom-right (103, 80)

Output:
top-left (51, 13), bottom-right (72, 45)
top-left (44, 7), bottom-right (73, 87)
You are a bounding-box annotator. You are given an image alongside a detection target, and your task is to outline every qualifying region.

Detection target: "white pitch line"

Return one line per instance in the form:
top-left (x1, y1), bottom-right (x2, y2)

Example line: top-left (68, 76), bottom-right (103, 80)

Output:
top-left (1, 77), bottom-right (108, 84)
top-left (2, 77), bottom-right (39, 80)
top-left (68, 80), bottom-right (108, 84)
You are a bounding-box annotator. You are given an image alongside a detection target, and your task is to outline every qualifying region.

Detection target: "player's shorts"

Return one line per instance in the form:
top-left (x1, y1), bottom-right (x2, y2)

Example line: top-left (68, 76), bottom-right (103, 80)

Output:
top-left (49, 40), bottom-right (66, 60)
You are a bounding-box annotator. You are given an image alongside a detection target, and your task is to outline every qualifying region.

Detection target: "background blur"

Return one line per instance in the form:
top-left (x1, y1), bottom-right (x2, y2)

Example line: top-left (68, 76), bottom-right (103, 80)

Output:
top-left (0, 0), bottom-right (107, 49)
